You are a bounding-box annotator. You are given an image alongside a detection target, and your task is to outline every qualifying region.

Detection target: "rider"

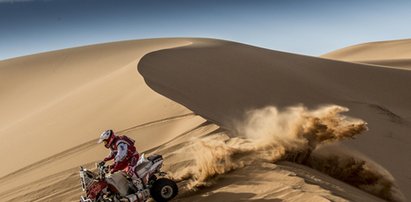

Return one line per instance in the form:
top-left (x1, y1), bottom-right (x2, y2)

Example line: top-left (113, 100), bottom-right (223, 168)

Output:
top-left (98, 129), bottom-right (143, 189)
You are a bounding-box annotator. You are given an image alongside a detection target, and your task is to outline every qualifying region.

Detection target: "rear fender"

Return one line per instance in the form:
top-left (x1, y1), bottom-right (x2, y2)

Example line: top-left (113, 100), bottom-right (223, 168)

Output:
top-left (149, 160), bottom-right (163, 174)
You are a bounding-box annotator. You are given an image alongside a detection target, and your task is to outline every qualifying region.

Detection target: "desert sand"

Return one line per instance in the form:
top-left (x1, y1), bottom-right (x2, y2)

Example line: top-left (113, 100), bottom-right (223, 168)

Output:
top-left (322, 38), bottom-right (411, 69)
top-left (0, 38), bottom-right (410, 201)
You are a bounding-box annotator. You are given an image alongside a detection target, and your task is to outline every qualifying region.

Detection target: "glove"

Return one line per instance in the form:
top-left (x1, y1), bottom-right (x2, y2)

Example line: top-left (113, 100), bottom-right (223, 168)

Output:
top-left (109, 163), bottom-right (117, 174)
top-left (98, 161), bottom-right (105, 167)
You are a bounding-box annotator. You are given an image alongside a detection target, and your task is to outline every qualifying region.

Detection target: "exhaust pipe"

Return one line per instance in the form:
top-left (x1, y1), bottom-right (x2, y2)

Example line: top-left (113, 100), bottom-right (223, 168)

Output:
top-left (125, 189), bottom-right (150, 202)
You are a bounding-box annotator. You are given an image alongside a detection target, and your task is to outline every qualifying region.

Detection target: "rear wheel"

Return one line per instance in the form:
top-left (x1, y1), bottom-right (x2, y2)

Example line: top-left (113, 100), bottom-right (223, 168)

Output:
top-left (150, 178), bottom-right (178, 202)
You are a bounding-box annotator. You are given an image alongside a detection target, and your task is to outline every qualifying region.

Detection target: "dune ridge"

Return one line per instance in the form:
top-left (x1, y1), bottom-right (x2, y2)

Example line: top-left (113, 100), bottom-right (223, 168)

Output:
top-left (322, 38), bottom-right (411, 68)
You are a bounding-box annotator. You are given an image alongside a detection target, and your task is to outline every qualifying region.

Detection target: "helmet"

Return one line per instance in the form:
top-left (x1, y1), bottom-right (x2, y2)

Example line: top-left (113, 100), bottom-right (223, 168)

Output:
top-left (98, 129), bottom-right (116, 148)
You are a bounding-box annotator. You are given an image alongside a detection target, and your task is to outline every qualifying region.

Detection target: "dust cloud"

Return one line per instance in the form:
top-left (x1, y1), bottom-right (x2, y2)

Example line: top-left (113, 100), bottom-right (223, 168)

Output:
top-left (169, 105), bottom-right (401, 201)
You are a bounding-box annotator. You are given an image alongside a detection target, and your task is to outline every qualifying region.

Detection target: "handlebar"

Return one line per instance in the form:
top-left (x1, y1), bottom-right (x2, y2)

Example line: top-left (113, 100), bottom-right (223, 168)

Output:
top-left (97, 162), bottom-right (109, 179)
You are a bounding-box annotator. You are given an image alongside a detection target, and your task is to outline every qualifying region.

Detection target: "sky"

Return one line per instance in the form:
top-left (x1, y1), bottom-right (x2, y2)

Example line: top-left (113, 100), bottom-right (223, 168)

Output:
top-left (1, 0), bottom-right (411, 60)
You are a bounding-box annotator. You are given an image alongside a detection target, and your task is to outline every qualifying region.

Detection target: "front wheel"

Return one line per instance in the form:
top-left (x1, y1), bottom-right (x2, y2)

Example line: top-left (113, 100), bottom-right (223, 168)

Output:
top-left (150, 178), bottom-right (178, 202)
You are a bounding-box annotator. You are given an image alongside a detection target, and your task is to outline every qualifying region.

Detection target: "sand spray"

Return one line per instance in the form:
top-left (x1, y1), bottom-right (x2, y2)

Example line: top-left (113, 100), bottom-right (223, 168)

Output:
top-left (169, 105), bottom-right (402, 201)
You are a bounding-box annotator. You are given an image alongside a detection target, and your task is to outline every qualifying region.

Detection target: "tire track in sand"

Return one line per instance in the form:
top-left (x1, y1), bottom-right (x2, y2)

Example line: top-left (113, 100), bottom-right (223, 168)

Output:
top-left (0, 113), bottom-right (196, 183)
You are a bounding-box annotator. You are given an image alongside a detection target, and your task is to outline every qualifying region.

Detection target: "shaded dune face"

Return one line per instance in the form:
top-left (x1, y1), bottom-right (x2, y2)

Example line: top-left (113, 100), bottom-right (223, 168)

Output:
top-left (138, 39), bottom-right (411, 125)
top-left (138, 39), bottom-right (411, 200)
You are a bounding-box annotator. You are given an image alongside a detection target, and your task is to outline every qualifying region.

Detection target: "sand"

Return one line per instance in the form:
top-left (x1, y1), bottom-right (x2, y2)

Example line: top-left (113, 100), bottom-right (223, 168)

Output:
top-left (322, 38), bottom-right (411, 69)
top-left (0, 38), bottom-right (205, 201)
top-left (1, 38), bottom-right (410, 201)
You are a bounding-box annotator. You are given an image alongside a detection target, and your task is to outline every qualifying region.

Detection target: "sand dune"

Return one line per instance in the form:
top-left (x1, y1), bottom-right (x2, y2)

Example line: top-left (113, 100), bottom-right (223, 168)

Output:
top-left (1, 38), bottom-right (410, 201)
top-left (322, 38), bottom-right (411, 68)
top-left (0, 38), bottom-right (206, 201)
top-left (138, 38), bottom-right (410, 201)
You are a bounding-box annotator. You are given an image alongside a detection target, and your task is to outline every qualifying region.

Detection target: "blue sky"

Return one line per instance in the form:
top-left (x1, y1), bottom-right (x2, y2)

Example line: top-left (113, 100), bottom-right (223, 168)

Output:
top-left (1, 0), bottom-right (411, 60)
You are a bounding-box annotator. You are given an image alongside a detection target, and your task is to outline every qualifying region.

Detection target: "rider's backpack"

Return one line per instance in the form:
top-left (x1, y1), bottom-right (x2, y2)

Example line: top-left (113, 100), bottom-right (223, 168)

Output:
top-left (119, 135), bottom-right (135, 146)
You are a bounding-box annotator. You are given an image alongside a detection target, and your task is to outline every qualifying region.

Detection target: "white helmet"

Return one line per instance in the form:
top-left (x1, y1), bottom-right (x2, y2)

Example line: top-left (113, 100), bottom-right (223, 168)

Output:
top-left (97, 129), bottom-right (115, 148)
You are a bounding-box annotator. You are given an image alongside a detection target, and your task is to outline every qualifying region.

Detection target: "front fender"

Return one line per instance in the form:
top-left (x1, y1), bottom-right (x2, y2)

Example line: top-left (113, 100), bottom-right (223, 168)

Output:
top-left (87, 181), bottom-right (108, 200)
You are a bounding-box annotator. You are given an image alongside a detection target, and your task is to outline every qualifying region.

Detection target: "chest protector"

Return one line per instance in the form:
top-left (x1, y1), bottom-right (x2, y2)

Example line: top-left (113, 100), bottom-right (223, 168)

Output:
top-left (110, 136), bottom-right (137, 156)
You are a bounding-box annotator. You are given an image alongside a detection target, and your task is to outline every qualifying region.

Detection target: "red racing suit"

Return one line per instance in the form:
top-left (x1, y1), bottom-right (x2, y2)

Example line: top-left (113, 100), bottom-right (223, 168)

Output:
top-left (103, 135), bottom-right (139, 174)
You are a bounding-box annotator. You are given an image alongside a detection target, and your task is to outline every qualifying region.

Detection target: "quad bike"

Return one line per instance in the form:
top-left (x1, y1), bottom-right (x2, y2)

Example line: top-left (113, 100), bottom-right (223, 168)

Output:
top-left (79, 154), bottom-right (178, 202)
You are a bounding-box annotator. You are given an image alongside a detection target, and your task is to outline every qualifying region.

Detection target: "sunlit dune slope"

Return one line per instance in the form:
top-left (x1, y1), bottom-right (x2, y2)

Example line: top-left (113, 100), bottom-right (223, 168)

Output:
top-left (0, 39), bottom-right (209, 201)
top-left (322, 38), bottom-right (411, 68)
top-left (0, 39), bottom-right (194, 176)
